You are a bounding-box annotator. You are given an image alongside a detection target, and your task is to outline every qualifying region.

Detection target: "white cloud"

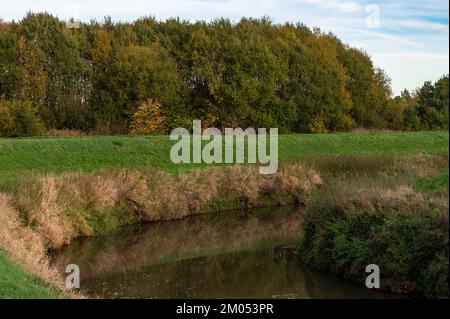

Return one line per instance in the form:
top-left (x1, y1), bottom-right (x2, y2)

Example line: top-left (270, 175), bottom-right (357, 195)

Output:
top-left (302, 0), bottom-right (362, 13)
top-left (383, 19), bottom-right (448, 31)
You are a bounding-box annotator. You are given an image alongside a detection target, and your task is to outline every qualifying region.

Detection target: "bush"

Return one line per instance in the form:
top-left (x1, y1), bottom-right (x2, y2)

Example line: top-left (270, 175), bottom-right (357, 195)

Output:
top-left (0, 103), bottom-right (14, 137)
top-left (0, 99), bottom-right (43, 137)
top-left (298, 185), bottom-right (449, 298)
top-left (309, 115), bottom-right (327, 133)
top-left (129, 99), bottom-right (166, 135)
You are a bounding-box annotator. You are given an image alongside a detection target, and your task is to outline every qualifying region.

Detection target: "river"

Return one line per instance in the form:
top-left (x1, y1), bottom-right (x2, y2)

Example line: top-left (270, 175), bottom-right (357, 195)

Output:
top-left (51, 207), bottom-right (392, 298)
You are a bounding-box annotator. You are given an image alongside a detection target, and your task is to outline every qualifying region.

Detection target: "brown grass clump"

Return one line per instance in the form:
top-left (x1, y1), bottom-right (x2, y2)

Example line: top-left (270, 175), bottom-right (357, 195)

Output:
top-left (0, 193), bottom-right (72, 296)
top-left (45, 129), bottom-right (86, 137)
top-left (1, 163), bottom-right (320, 297)
top-left (7, 164), bottom-right (321, 249)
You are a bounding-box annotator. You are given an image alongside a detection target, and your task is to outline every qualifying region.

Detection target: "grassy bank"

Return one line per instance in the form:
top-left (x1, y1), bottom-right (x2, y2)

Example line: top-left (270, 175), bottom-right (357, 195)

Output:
top-left (0, 162), bottom-right (321, 298)
top-left (297, 153), bottom-right (449, 298)
top-left (0, 250), bottom-right (62, 298)
top-left (0, 131), bottom-right (448, 298)
top-left (0, 131), bottom-right (447, 182)
top-left (1, 164), bottom-right (321, 249)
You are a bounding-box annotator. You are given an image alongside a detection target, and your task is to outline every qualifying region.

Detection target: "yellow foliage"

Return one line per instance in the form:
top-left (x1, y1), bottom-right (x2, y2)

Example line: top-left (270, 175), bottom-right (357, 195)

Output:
top-left (309, 115), bottom-right (327, 133)
top-left (129, 99), bottom-right (166, 135)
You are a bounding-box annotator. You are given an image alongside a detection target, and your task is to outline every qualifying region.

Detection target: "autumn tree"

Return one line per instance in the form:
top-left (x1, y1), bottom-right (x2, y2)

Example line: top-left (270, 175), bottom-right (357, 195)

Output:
top-left (16, 35), bottom-right (47, 103)
top-left (129, 99), bottom-right (166, 135)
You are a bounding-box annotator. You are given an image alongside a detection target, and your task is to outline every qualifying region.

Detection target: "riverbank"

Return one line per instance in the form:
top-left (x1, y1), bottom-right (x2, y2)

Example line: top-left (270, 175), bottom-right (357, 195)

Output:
top-left (298, 153), bottom-right (449, 298)
top-left (0, 131), bottom-right (448, 298)
top-left (0, 250), bottom-right (63, 298)
top-left (0, 163), bottom-right (321, 297)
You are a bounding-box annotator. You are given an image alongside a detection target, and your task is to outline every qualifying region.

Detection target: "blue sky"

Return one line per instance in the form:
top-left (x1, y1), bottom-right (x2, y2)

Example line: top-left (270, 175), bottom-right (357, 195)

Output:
top-left (1, 0), bottom-right (448, 95)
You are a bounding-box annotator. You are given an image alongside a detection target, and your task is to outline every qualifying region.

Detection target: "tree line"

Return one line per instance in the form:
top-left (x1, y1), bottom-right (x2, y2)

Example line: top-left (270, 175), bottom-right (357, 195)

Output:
top-left (0, 13), bottom-right (448, 137)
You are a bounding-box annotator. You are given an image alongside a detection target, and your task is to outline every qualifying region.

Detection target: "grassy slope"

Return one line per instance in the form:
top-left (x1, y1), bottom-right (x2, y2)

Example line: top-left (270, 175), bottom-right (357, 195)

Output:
top-left (0, 131), bottom-right (448, 299)
top-left (0, 131), bottom-right (447, 182)
top-left (414, 172), bottom-right (449, 193)
top-left (0, 250), bottom-right (61, 299)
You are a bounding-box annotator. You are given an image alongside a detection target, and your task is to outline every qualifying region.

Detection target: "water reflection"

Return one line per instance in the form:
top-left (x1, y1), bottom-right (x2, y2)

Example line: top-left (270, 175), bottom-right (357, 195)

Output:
top-left (52, 207), bottom-right (391, 298)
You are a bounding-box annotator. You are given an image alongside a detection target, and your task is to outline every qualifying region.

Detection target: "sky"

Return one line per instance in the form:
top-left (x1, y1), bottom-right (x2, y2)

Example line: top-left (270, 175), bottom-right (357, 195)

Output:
top-left (1, 0), bottom-right (448, 95)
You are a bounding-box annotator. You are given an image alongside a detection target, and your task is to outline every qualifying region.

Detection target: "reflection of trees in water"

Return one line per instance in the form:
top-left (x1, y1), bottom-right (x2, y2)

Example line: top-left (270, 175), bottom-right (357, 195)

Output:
top-left (51, 206), bottom-right (303, 278)
top-left (51, 205), bottom-right (392, 299)
top-left (85, 249), bottom-right (310, 298)
top-left (81, 248), bottom-right (390, 298)
top-left (301, 267), bottom-right (390, 299)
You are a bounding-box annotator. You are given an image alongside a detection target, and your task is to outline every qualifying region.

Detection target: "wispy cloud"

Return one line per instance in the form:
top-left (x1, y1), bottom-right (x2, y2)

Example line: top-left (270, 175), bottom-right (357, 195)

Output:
top-left (302, 0), bottom-right (362, 13)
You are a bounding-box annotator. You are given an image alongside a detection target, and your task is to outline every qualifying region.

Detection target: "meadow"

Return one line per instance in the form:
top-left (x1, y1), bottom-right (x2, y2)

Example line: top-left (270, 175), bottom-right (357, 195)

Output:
top-left (0, 131), bottom-right (447, 182)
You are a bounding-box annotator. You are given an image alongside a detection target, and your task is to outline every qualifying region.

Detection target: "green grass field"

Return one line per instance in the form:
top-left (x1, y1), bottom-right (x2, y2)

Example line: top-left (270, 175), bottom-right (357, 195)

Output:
top-left (0, 131), bottom-right (447, 182)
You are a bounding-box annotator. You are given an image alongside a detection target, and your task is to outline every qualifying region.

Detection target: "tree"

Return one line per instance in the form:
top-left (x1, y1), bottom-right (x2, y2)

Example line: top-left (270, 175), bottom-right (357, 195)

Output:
top-left (129, 99), bottom-right (166, 135)
top-left (0, 14), bottom-right (445, 135)
top-left (90, 43), bottom-right (181, 133)
top-left (91, 29), bottom-right (112, 71)
top-left (0, 101), bottom-right (14, 136)
top-left (0, 99), bottom-right (43, 137)
top-left (15, 35), bottom-right (48, 110)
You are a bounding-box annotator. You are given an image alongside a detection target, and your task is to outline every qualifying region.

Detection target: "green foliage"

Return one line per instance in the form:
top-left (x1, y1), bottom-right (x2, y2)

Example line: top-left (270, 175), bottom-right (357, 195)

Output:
top-left (91, 43), bottom-right (180, 132)
top-left (300, 196), bottom-right (448, 297)
top-left (396, 75), bottom-right (449, 130)
top-left (298, 156), bottom-right (449, 298)
top-left (0, 99), bottom-right (43, 137)
top-left (2, 13), bottom-right (445, 134)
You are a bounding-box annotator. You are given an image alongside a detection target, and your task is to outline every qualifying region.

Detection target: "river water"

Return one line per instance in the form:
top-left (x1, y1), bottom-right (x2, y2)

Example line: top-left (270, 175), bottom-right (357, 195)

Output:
top-left (51, 207), bottom-right (392, 298)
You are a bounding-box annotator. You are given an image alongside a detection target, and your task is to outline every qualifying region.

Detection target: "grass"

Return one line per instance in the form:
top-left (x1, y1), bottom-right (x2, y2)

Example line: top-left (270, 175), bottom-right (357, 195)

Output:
top-left (414, 172), bottom-right (449, 194)
top-left (0, 131), bottom-right (447, 182)
top-left (0, 250), bottom-right (62, 298)
top-left (0, 130), bottom-right (448, 298)
top-left (1, 164), bottom-right (321, 249)
top-left (297, 152), bottom-right (449, 298)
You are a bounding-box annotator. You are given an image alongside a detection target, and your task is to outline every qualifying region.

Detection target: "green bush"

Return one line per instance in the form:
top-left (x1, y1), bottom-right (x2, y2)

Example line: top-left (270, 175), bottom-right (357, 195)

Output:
top-left (298, 186), bottom-right (449, 298)
top-left (0, 99), bottom-right (43, 137)
top-left (0, 103), bottom-right (14, 136)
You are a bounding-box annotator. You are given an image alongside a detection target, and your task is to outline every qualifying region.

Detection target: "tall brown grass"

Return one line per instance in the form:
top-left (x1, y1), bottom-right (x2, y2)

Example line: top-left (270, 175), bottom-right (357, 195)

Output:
top-left (9, 164), bottom-right (321, 249)
top-left (297, 153), bottom-right (449, 297)
top-left (45, 129), bottom-right (86, 137)
top-left (0, 193), bottom-right (75, 297)
top-left (0, 163), bottom-right (321, 296)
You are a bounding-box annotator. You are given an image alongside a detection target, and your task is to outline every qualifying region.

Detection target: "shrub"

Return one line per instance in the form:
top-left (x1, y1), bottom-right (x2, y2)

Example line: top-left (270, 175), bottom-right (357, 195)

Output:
top-left (298, 185), bottom-right (449, 298)
top-left (0, 103), bottom-right (13, 137)
top-left (129, 99), bottom-right (166, 135)
top-left (309, 115), bottom-right (327, 133)
top-left (0, 99), bottom-right (43, 137)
